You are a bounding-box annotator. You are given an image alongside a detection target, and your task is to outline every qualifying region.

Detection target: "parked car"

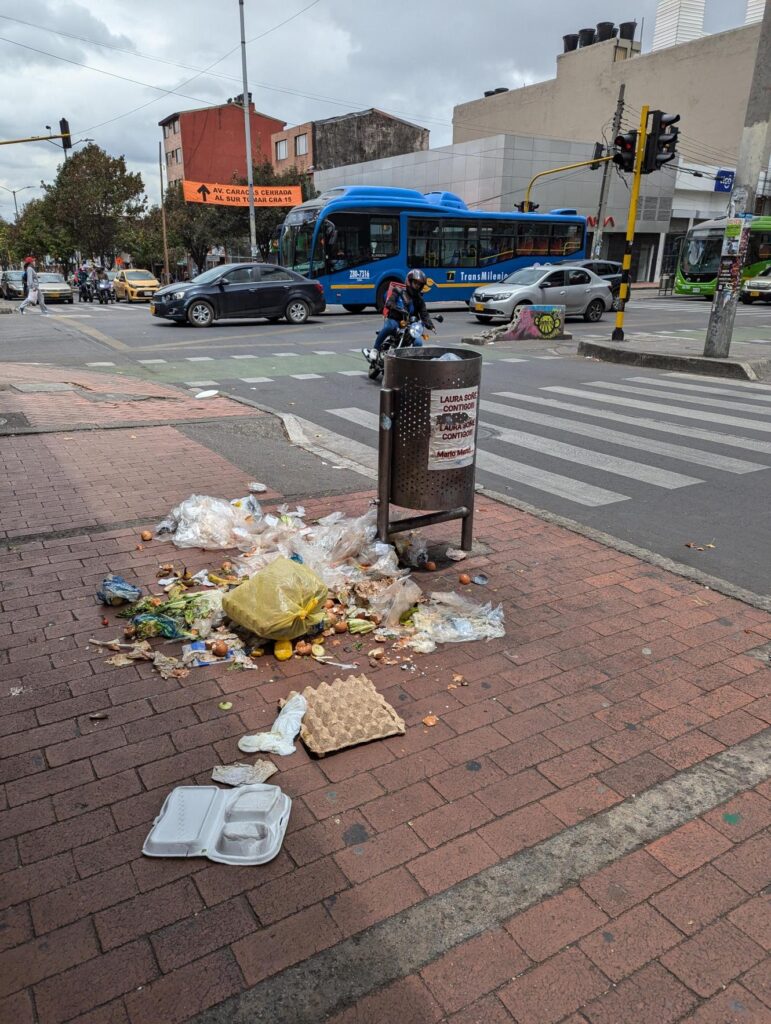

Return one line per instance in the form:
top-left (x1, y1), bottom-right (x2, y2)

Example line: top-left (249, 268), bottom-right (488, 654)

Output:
top-left (38, 272), bottom-right (74, 304)
top-left (561, 258), bottom-right (626, 300)
top-left (1, 270), bottom-right (25, 299)
top-left (150, 263), bottom-right (326, 327)
top-left (740, 266), bottom-right (771, 303)
top-left (113, 269), bottom-right (160, 302)
top-left (471, 265), bottom-right (612, 323)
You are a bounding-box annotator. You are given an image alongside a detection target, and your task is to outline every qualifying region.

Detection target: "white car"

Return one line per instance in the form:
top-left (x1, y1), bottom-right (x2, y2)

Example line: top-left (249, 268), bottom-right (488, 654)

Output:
top-left (740, 266), bottom-right (771, 304)
top-left (38, 272), bottom-right (74, 304)
top-left (471, 265), bottom-right (613, 323)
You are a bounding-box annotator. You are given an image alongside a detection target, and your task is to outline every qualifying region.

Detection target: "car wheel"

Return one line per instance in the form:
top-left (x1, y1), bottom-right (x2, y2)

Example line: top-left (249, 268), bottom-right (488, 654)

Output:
top-left (67, 297), bottom-right (74, 304)
top-left (342, 304), bottom-right (366, 313)
top-left (584, 298), bottom-right (605, 323)
top-left (285, 298), bottom-right (310, 324)
top-left (475, 314), bottom-right (494, 324)
top-left (740, 296), bottom-right (753, 304)
top-left (187, 300), bottom-right (214, 327)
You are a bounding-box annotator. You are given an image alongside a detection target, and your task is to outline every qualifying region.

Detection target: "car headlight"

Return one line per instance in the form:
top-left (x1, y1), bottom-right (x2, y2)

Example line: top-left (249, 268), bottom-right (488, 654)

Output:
top-left (488, 292), bottom-right (512, 302)
top-left (172, 291), bottom-right (186, 300)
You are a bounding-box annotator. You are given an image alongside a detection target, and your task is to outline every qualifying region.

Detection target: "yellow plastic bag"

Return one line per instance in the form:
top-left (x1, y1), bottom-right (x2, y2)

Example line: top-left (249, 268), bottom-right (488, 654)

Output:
top-left (222, 557), bottom-right (327, 640)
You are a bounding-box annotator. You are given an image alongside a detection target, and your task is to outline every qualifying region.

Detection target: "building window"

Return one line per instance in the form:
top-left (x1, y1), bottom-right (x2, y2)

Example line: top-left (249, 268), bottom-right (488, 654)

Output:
top-left (173, 119), bottom-right (179, 134)
top-left (166, 152), bottom-right (171, 166)
top-left (295, 133), bottom-right (308, 157)
top-left (275, 139), bottom-right (288, 161)
top-left (175, 149), bottom-right (182, 164)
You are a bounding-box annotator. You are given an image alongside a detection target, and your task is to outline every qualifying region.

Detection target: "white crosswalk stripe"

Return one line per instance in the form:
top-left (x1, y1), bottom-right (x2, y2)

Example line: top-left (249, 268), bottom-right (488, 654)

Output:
top-left (542, 386), bottom-right (771, 434)
top-left (665, 372), bottom-right (771, 392)
top-left (479, 400), bottom-right (764, 474)
top-left (291, 373), bottom-right (323, 380)
top-left (495, 391), bottom-right (771, 455)
top-left (584, 380), bottom-right (771, 415)
top-left (623, 376), bottom-right (771, 404)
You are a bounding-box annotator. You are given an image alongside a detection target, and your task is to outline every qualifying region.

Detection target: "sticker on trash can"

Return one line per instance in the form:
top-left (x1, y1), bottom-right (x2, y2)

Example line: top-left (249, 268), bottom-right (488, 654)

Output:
top-left (428, 386), bottom-right (478, 470)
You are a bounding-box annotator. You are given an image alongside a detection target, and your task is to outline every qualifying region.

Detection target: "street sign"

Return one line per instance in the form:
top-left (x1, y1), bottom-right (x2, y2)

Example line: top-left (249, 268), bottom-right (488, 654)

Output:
top-left (714, 169), bottom-right (735, 193)
top-left (182, 180), bottom-right (302, 207)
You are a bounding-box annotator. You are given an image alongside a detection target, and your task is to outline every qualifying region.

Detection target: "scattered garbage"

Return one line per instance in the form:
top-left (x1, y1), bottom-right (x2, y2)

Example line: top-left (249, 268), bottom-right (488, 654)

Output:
top-left (422, 714), bottom-right (439, 727)
top-left (238, 693), bottom-right (308, 756)
top-left (89, 711), bottom-right (109, 721)
top-left (121, 590), bottom-right (224, 640)
top-left (194, 389), bottom-right (218, 399)
top-left (218, 701), bottom-right (234, 711)
top-left (445, 547), bottom-right (468, 562)
top-left (248, 481), bottom-right (268, 493)
top-left (436, 352), bottom-right (462, 361)
top-left (96, 575), bottom-right (142, 606)
top-left (212, 761), bottom-right (277, 786)
top-left (143, 784), bottom-right (290, 865)
top-left (368, 576), bottom-right (423, 628)
top-left (394, 531), bottom-right (429, 569)
top-left (155, 494), bottom-right (263, 550)
top-left (223, 557), bottom-right (327, 640)
top-left (411, 592), bottom-right (505, 645)
top-left (281, 675), bottom-right (405, 756)
top-left (471, 573), bottom-right (490, 586)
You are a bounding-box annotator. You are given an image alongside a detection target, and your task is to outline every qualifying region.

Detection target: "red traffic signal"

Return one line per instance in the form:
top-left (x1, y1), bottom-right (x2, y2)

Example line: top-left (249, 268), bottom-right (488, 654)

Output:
top-left (613, 131), bottom-right (637, 172)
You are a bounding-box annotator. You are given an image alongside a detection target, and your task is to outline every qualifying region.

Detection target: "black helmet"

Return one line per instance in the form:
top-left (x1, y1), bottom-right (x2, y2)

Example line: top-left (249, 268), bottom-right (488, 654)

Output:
top-left (406, 268), bottom-right (427, 291)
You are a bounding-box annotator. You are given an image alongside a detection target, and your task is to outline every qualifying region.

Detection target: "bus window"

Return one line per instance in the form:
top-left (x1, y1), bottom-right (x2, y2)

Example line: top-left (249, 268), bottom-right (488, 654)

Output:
top-left (313, 214), bottom-right (399, 273)
top-left (522, 222), bottom-right (550, 257)
top-left (747, 231), bottom-right (771, 264)
top-left (408, 219), bottom-right (441, 267)
top-left (440, 221), bottom-right (479, 267)
top-left (478, 222), bottom-right (516, 265)
top-left (550, 222), bottom-right (583, 256)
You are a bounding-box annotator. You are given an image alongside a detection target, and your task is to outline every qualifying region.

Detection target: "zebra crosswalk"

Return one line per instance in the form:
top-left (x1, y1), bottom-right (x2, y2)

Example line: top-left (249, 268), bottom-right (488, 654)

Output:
top-left (313, 373), bottom-right (771, 510)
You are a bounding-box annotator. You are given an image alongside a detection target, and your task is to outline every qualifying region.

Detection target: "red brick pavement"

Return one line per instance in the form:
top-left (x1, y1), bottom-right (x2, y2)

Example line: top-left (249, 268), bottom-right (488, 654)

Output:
top-left (1, 382), bottom-right (770, 1023)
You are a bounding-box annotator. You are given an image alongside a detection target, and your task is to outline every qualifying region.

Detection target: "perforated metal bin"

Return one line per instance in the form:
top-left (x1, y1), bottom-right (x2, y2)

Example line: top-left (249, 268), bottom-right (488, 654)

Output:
top-left (377, 347), bottom-right (482, 550)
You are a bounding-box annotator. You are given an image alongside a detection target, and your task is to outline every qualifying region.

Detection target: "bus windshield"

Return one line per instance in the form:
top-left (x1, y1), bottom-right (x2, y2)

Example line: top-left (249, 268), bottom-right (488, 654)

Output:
top-left (681, 232), bottom-right (722, 277)
top-left (280, 203), bottom-right (322, 275)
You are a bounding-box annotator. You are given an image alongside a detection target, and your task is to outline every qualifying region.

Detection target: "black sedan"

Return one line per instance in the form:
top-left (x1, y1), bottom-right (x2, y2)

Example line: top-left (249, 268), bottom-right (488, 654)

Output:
top-left (150, 263), bottom-right (326, 327)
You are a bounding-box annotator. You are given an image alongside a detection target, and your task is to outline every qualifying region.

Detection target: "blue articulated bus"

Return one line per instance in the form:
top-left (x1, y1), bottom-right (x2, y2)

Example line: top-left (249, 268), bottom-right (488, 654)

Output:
top-left (279, 186), bottom-right (586, 311)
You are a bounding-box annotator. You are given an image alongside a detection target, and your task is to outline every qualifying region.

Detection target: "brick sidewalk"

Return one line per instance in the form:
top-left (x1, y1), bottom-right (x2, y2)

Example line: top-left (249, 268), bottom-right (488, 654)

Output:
top-left (1, 371), bottom-right (769, 1024)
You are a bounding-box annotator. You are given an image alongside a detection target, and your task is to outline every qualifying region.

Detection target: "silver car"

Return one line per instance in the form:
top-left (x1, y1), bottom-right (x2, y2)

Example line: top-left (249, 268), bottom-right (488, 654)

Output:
top-left (740, 266), bottom-right (771, 304)
top-left (471, 265), bottom-right (612, 324)
top-left (38, 272), bottom-right (74, 304)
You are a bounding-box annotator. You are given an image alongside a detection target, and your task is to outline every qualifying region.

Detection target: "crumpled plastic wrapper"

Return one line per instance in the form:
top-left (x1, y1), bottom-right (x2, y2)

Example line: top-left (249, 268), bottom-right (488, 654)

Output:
top-left (212, 761), bottom-right (277, 786)
top-left (411, 592), bottom-right (505, 644)
top-left (238, 693), bottom-right (308, 756)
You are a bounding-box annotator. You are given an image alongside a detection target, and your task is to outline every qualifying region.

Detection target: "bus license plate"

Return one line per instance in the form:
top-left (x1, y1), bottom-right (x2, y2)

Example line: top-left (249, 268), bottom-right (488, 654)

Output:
top-left (474, 302), bottom-right (484, 312)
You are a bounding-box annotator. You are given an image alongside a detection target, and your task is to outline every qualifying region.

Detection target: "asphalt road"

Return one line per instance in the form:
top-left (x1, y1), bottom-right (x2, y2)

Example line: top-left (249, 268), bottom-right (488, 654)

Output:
top-left (3, 295), bottom-right (771, 597)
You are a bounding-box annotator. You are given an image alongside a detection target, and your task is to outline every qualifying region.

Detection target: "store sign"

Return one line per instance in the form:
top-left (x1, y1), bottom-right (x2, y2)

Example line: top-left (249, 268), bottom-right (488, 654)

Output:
top-left (428, 386), bottom-right (479, 470)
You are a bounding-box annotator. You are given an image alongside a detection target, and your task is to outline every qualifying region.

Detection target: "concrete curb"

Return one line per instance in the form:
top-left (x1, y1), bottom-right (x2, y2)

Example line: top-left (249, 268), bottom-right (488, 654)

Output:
top-left (577, 339), bottom-right (771, 381)
top-left (462, 332), bottom-right (573, 346)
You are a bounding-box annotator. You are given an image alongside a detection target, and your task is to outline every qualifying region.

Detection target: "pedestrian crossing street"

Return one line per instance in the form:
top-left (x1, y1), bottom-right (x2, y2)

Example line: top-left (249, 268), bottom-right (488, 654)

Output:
top-left (316, 372), bottom-right (771, 509)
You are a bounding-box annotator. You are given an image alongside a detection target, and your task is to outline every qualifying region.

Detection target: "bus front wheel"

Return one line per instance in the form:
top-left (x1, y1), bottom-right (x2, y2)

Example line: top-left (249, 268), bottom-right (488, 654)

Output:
top-left (342, 304), bottom-right (366, 313)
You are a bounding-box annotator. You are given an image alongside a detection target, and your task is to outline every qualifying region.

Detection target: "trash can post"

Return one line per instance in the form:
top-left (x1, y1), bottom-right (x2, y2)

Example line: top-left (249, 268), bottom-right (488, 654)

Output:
top-left (461, 505), bottom-right (474, 551)
top-left (377, 387), bottom-right (394, 542)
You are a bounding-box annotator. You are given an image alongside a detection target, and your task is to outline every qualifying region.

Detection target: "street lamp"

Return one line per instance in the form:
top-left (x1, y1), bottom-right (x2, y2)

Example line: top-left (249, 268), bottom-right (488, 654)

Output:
top-left (0, 184), bottom-right (37, 219)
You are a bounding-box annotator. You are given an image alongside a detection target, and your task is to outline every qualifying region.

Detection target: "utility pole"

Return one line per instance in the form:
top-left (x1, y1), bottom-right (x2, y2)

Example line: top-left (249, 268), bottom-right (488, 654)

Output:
top-left (704, 1), bottom-right (771, 358)
top-left (593, 84), bottom-right (625, 259)
top-left (612, 105), bottom-right (649, 341)
top-left (158, 142), bottom-right (171, 285)
top-left (238, 0), bottom-right (258, 260)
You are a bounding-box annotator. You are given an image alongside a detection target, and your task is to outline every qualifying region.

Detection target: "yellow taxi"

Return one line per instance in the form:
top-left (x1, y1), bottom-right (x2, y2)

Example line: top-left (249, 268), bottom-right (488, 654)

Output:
top-left (114, 269), bottom-right (160, 303)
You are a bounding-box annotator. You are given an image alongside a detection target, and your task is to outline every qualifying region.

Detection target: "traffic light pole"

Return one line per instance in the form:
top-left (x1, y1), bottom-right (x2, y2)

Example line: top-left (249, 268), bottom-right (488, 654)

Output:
top-left (592, 84), bottom-right (625, 259)
top-left (611, 105), bottom-right (649, 342)
top-left (704, 0), bottom-right (771, 359)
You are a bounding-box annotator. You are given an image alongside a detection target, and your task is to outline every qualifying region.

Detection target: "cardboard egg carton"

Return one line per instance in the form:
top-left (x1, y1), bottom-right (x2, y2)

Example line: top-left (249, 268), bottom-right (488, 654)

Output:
top-left (283, 674), bottom-right (405, 757)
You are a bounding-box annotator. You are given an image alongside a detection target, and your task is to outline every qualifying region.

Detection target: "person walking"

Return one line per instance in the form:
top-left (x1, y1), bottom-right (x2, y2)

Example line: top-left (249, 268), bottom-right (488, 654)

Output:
top-left (17, 256), bottom-right (51, 315)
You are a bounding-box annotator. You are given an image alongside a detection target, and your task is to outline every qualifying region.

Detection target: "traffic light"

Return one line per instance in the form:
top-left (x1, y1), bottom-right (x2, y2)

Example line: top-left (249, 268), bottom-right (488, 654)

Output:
top-left (515, 200), bottom-right (540, 212)
top-left (643, 111), bottom-right (680, 173)
top-left (590, 141), bottom-right (604, 170)
top-left (613, 131), bottom-right (637, 172)
top-left (59, 118), bottom-right (71, 151)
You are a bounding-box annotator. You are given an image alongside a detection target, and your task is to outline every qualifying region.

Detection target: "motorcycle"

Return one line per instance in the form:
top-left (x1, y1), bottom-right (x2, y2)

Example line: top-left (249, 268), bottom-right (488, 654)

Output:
top-left (363, 313), bottom-right (443, 382)
top-left (96, 279), bottom-right (114, 304)
top-left (78, 279), bottom-right (94, 303)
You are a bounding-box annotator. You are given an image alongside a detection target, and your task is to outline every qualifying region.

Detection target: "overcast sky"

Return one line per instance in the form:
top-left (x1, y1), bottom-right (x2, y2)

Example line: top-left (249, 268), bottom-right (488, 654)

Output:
top-left (0, 0), bottom-right (751, 217)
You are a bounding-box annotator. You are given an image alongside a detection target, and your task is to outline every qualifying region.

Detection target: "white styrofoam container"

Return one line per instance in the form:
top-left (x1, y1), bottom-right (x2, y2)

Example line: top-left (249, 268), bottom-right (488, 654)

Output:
top-left (142, 784), bottom-right (291, 866)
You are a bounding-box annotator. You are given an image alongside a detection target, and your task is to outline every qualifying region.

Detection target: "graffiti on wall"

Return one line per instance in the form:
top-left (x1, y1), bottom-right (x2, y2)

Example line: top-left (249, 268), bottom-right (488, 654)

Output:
top-left (503, 304), bottom-right (566, 341)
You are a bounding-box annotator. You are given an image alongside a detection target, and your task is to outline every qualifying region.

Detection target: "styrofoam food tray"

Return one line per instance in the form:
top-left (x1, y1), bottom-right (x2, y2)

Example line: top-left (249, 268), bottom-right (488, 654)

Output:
top-left (142, 784), bottom-right (291, 865)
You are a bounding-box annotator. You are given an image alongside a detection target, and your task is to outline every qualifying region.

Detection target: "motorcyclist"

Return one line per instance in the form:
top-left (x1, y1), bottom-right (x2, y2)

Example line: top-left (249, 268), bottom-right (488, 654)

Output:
top-left (363, 269), bottom-right (433, 363)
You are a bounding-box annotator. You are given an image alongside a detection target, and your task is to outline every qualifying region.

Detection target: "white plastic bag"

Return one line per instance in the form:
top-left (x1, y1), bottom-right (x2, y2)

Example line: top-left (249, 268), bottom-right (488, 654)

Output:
top-left (238, 693), bottom-right (308, 756)
top-left (155, 495), bottom-right (262, 551)
top-left (368, 576), bottom-right (424, 628)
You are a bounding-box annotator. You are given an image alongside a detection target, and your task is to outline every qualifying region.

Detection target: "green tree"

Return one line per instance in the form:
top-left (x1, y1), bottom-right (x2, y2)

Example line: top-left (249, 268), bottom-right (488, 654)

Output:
top-left (43, 143), bottom-right (145, 264)
top-left (10, 195), bottom-right (76, 268)
top-left (119, 205), bottom-right (172, 275)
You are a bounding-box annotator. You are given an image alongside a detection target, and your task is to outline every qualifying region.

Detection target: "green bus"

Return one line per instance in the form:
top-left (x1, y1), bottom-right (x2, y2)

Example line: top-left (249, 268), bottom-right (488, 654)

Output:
top-left (674, 215), bottom-right (771, 297)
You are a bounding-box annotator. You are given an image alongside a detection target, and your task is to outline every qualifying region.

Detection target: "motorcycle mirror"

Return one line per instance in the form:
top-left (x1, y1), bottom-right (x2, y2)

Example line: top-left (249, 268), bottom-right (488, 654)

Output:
top-left (435, 314), bottom-right (444, 323)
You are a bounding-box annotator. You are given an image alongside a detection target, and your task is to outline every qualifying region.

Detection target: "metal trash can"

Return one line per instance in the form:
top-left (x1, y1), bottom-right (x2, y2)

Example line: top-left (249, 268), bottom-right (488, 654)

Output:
top-left (377, 347), bottom-right (482, 550)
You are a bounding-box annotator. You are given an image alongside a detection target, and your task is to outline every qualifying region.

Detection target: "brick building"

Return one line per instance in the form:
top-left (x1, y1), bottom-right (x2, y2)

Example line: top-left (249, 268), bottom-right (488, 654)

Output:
top-left (270, 108), bottom-right (429, 176)
top-left (159, 95), bottom-right (285, 185)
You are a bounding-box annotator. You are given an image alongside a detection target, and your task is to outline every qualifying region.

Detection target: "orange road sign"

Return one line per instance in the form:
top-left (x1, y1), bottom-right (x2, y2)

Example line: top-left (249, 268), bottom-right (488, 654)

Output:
top-left (182, 180), bottom-right (301, 207)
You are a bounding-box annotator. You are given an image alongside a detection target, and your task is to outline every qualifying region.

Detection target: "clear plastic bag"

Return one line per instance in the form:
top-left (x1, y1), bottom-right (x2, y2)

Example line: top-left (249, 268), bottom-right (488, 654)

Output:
top-left (155, 495), bottom-right (262, 551)
top-left (411, 592), bottom-right (505, 644)
top-left (368, 576), bottom-right (424, 628)
top-left (394, 531), bottom-right (429, 568)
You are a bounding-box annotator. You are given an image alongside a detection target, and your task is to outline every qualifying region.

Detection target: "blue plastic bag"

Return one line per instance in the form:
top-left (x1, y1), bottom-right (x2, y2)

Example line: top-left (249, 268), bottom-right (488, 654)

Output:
top-left (96, 575), bottom-right (142, 606)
